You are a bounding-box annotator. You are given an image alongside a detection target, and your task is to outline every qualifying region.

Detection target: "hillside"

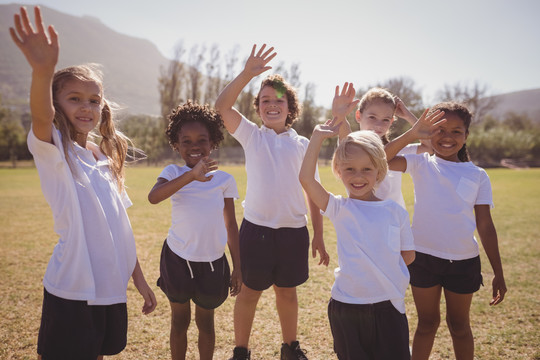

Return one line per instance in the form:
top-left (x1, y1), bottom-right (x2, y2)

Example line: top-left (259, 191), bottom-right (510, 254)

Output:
top-left (0, 4), bottom-right (169, 115)
top-left (484, 88), bottom-right (540, 122)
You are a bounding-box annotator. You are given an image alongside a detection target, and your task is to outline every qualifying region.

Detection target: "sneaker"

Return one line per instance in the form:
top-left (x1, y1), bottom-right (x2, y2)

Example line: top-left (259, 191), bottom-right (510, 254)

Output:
top-left (281, 341), bottom-right (308, 360)
top-left (229, 346), bottom-right (251, 360)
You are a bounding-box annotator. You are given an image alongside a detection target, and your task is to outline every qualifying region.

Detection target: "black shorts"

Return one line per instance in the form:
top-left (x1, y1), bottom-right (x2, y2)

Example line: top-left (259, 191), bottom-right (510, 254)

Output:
top-left (408, 252), bottom-right (483, 294)
top-left (239, 219), bottom-right (309, 291)
top-left (157, 240), bottom-right (230, 310)
top-left (37, 289), bottom-right (127, 360)
top-left (328, 298), bottom-right (410, 360)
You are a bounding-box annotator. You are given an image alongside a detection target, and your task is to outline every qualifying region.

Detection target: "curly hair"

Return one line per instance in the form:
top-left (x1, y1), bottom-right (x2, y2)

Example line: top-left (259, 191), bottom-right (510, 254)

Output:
top-left (166, 100), bottom-right (224, 150)
top-left (52, 63), bottom-right (129, 191)
top-left (253, 74), bottom-right (300, 128)
top-left (428, 101), bottom-right (472, 162)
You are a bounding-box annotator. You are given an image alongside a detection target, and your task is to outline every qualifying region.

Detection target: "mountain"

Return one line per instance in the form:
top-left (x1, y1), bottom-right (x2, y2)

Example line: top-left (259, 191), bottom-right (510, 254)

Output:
top-left (483, 88), bottom-right (540, 123)
top-left (0, 4), bottom-right (169, 115)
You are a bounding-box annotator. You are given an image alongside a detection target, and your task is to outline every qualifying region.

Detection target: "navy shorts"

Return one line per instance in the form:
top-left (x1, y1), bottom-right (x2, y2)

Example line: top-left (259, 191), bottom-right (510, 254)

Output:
top-left (328, 298), bottom-right (410, 360)
top-left (157, 240), bottom-right (230, 310)
top-left (239, 219), bottom-right (309, 291)
top-left (408, 252), bottom-right (483, 294)
top-left (37, 288), bottom-right (127, 360)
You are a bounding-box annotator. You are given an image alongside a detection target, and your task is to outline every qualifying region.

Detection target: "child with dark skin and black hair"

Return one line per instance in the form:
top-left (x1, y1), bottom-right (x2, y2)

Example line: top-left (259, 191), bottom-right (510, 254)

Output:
top-left (385, 102), bottom-right (507, 360)
top-left (148, 101), bottom-right (242, 360)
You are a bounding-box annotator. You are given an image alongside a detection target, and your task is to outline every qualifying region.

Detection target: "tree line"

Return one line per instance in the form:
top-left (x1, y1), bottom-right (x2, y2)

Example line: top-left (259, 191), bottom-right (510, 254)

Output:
top-left (1, 42), bottom-right (539, 167)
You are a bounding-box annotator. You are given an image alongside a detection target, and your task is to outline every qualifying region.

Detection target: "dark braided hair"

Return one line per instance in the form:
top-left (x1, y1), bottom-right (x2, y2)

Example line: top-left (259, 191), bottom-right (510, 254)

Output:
top-left (166, 100), bottom-right (224, 150)
top-left (429, 102), bottom-right (472, 162)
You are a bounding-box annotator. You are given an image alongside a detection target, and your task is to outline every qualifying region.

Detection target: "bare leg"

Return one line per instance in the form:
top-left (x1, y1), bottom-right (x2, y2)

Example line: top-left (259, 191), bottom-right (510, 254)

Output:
top-left (411, 285), bottom-right (442, 360)
top-left (195, 305), bottom-right (215, 360)
top-left (273, 285), bottom-right (298, 345)
top-left (444, 289), bottom-right (474, 360)
top-left (233, 284), bottom-right (263, 348)
top-left (169, 301), bottom-right (191, 360)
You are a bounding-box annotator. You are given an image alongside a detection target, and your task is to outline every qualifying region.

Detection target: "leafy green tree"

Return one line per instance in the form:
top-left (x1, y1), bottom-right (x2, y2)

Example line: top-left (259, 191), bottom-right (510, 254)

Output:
top-left (0, 98), bottom-right (26, 167)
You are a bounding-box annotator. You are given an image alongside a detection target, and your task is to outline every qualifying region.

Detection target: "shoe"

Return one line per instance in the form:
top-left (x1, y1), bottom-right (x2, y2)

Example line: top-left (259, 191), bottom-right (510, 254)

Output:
top-left (281, 341), bottom-right (308, 360)
top-left (229, 346), bottom-right (251, 360)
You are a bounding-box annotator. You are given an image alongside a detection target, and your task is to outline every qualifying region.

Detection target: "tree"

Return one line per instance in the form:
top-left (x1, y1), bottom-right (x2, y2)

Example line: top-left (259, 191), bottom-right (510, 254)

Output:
top-left (118, 114), bottom-right (164, 165)
top-left (204, 44), bottom-right (222, 105)
top-left (436, 81), bottom-right (496, 122)
top-left (158, 42), bottom-right (186, 127)
top-left (187, 44), bottom-right (206, 102)
top-left (294, 82), bottom-right (322, 138)
top-left (0, 98), bottom-right (26, 167)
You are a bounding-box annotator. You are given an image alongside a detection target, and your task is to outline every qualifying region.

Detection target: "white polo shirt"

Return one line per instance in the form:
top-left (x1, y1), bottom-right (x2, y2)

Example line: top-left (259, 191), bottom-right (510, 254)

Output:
top-left (28, 127), bottom-right (137, 305)
top-left (404, 153), bottom-right (493, 260)
top-left (322, 194), bottom-right (415, 313)
top-left (232, 116), bottom-right (315, 229)
top-left (158, 164), bottom-right (239, 261)
top-left (375, 143), bottom-right (419, 208)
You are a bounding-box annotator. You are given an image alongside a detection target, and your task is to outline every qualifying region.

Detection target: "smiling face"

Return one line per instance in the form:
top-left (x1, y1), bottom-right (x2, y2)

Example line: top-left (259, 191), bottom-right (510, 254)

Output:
top-left (336, 144), bottom-right (380, 201)
top-left (430, 113), bottom-right (469, 162)
top-left (356, 99), bottom-right (395, 138)
top-left (175, 121), bottom-right (213, 168)
top-left (56, 78), bottom-right (103, 138)
top-left (257, 85), bottom-right (289, 133)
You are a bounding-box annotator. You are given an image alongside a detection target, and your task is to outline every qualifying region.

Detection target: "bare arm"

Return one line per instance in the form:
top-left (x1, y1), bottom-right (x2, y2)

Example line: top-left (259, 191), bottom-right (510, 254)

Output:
top-left (475, 204), bottom-right (507, 305)
top-left (131, 258), bottom-right (157, 315)
top-left (224, 198), bottom-right (242, 296)
top-left (401, 250), bottom-right (416, 265)
top-left (215, 44), bottom-right (276, 133)
top-left (10, 6), bottom-right (59, 143)
top-left (148, 158), bottom-right (217, 204)
top-left (306, 192), bottom-right (329, 266)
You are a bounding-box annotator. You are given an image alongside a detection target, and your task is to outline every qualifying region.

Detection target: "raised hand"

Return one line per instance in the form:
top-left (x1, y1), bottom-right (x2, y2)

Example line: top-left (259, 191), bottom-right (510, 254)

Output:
top-left (411, 108), bottom-right (446, 140)
top-left (190, 157), bottom-right (218, 182)
top-left (312, 117), bottom-right (342, 140)
top-left (394, 97), bottom-right (417, 125)
top-left (332, 82), bottom-right (359, 120)
top-left (242, 44), bottom-right (277, 78)
top-left (9, 6), bottom-right (59, 73)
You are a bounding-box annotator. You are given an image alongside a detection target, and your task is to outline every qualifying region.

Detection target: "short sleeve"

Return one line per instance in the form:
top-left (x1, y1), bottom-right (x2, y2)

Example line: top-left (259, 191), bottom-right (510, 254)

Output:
top-left (223, 173), bottom-right (240, 199)
top-left (230, 116), bottom-right (257, 148)
top-left (321, 193), bottom-right (342, 218)
top-left (403, 153), bottom-right (424, 174)
top-left (475, 169), bottom-right (494, 207)
top-left (398, 207), bottom-right (415, 251)
top-left (158, 164), bottom-right (181, 181)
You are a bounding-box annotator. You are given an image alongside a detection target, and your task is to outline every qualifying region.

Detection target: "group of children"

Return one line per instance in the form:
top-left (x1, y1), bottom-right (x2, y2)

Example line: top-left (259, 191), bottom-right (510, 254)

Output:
top-left (10, 6), bottom-right (507, 360)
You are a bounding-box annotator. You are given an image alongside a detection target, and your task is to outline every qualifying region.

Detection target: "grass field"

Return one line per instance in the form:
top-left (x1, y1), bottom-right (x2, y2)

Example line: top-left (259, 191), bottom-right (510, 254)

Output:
top-left (0, 165), bottom-right (539, 359)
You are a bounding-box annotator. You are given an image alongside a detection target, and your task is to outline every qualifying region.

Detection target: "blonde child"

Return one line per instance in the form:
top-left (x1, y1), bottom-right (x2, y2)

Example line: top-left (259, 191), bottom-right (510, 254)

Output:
top-left (299, 117), bottom-right (416, 360)
top-left (385, 102), bottom-right (507, 359)
top-left (333, 84), bottom-right (430, 208)
top-left (148, 101), bottom-right (242, 360)
top-left (9, 7), bottom-right (156, 359)
top-left (215, 44), bottom-right (328, 360)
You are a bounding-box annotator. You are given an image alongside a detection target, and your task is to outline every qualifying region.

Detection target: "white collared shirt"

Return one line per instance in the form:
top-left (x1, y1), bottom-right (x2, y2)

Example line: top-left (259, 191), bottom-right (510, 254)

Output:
top-left (404, 153), bottom-right (493, 260)
top-left (232, 116), bottom-right (316, 229)
top-left (28, 127), bottom-right (137, 305)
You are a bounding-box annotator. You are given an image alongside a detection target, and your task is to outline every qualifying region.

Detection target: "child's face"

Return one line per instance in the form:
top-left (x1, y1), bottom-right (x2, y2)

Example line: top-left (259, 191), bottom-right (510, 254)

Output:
top-left (356, 100), bottom-right (395, 138)
top-left (257, 85), bottom-right (289, 133)
top-left (56, 79), bottom-right (103, 135)
top-left (430, 113), bottom-right (468, 162)
top-left (336, 145), bottom-right (380, 201)
top-left (175, 122), bottom-right (213, 168)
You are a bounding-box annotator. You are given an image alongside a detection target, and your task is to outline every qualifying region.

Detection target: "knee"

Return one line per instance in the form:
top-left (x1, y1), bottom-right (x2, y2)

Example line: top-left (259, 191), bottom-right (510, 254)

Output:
top-left (446, 317), bottom-right (471, 338)
top-left (417, 314), bottom-right (441, 334)
top-left (274, 287), bottom-right (297, 303)
top-left (171, 310), bottom-right (190, 333)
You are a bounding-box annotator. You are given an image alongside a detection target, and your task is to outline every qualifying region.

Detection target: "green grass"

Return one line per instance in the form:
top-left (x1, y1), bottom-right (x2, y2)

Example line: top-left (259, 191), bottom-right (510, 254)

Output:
top-left (1, 166), bottom-right (539, 359)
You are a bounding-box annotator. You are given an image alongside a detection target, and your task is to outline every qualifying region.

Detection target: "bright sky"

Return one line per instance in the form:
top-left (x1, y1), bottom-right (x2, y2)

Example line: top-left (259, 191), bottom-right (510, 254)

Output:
top-left (4, 0), bottom-right (540, 107)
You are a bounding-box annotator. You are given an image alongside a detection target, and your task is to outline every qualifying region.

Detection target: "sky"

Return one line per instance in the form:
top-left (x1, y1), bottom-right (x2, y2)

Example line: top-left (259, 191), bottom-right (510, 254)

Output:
top-left (3, 0), bottom-right (540, 107)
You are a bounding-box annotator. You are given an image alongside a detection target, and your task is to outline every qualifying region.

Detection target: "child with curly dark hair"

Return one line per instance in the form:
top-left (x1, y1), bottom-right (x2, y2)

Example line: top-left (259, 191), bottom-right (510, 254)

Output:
top-left (215, 44), bottom-right (328, 360)
top-left (148, 101), bottom-right (242, 360)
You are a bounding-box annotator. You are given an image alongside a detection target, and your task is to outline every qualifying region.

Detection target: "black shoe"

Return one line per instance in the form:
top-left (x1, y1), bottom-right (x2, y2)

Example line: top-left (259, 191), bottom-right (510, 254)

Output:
top-left (281, 341), bottom-right (308, 360)
top-left (229, 346), bottom-right (251, 360)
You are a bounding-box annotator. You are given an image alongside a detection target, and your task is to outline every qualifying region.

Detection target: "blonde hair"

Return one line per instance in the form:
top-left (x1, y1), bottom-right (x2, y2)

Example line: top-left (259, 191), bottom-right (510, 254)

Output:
top-left (52, 64), bottom-right (129, 191)
top-left (331, 130), bottom-right (388, 184)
